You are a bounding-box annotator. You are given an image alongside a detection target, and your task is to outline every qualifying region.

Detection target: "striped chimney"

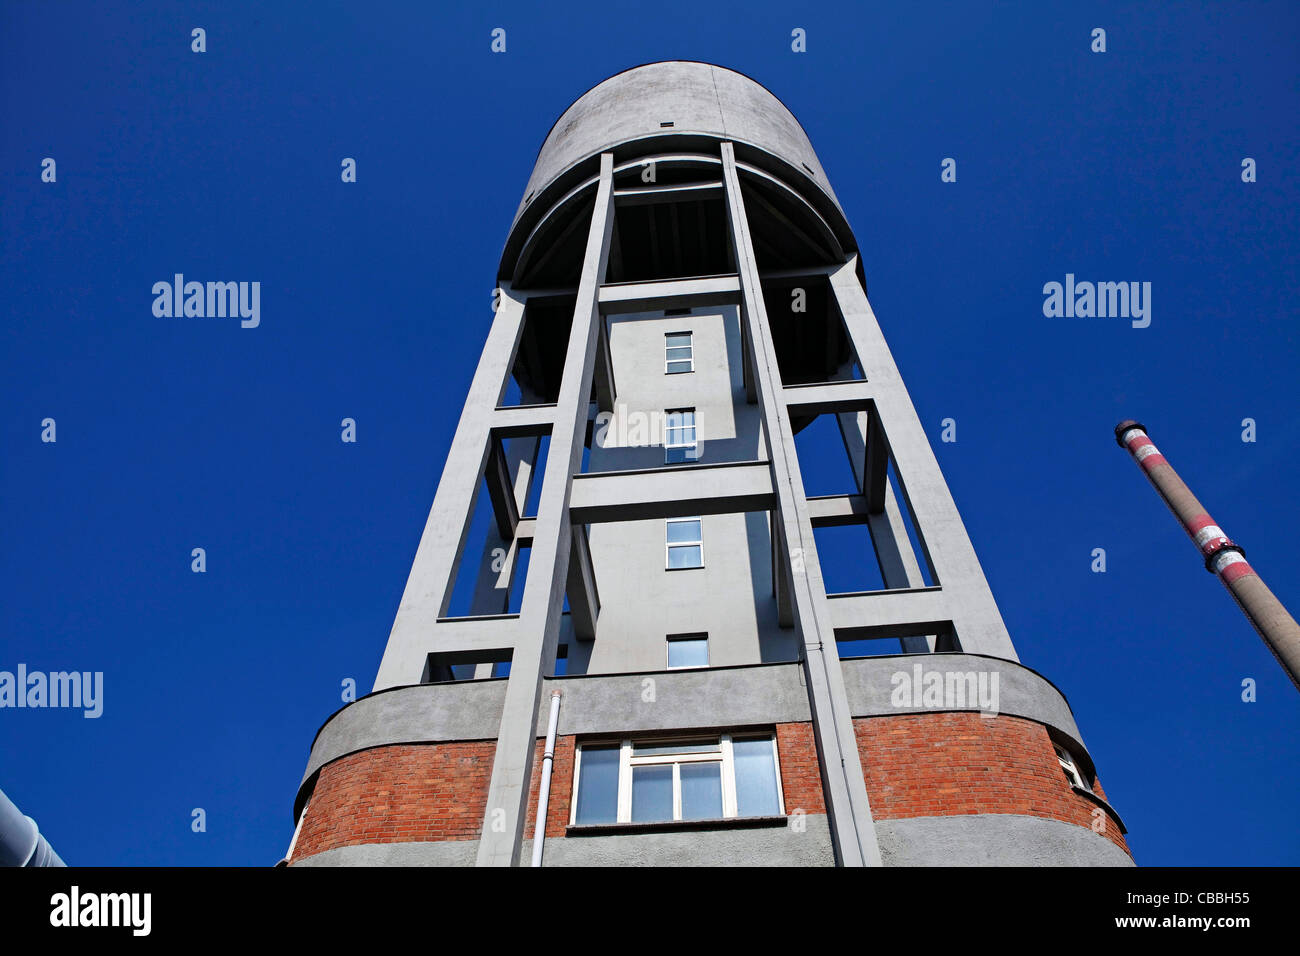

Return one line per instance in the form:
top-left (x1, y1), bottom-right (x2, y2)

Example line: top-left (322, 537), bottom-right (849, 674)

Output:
top-left (1115, 420), bottom-right (1300, 691)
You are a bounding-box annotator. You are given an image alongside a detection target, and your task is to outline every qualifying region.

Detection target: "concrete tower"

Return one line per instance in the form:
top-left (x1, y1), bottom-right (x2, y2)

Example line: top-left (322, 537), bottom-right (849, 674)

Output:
top-left (287, 62), bottom-right (1132, 867)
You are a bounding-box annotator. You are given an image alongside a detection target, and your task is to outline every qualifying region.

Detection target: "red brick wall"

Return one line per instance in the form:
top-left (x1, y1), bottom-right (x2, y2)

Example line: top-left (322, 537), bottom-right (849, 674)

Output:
top-left (291, 741), bottom-right (495, 863)
top-left (526, 735), bottom-right (577, 839)
top-left (854, 713), bottom-right (1131, 856)
top-left (775, 722), bottom-right (827, 814)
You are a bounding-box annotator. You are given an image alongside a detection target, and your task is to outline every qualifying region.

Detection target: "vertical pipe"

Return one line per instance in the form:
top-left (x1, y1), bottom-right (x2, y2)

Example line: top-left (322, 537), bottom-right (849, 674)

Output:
top-left (530, 691), bottom-right (563, 867)
top-left (282, 800), bottom-right (309, 865)
top-left (1115, 420), bottom-right (1300, 690)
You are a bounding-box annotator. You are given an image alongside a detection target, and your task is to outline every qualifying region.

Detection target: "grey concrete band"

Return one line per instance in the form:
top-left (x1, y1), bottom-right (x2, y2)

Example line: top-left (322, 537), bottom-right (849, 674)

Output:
top-left (876, 814), bottom-right (1134, 867)
top-left (841, 653), bottom-right (1088, 754)
top-left (291, 839), bottom-right (481, 868)
top-left (536, 662), bottom-right (812, 736)
top-left (291, 812), bottom-right (1130, 867)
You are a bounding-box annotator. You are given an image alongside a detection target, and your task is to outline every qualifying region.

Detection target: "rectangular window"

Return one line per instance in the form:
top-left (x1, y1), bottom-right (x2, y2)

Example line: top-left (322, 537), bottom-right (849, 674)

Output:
top-left (666, 517), bottom-right (703, 569)
top-left (665, 331), bottom-right (693, 374)
top-left (571, 734), bottom-right (785, 826)
top-left (1054, 743), bottom-right (1090, 792)
top-left (664, 408), bottom-right (698, 463)
top-left (667, 633), bottom-right (708, 669)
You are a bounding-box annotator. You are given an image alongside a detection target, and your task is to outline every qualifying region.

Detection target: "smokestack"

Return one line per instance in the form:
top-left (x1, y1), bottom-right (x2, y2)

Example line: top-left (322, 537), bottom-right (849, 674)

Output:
top-left (1115, 420), bottom-right (1300, 691)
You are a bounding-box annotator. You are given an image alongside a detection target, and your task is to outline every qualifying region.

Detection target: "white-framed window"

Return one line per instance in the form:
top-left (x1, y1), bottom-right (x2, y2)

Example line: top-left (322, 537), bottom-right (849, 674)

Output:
top-left (664, 408), bottom-right (699, 463)
top-left (570, 734), bottom-right (785, 826)
top-left (1054, 743), bottom-right (1090, 792)
top-left (667, 633), bottom-right (708, 669)
top-left (665, 331), bottom-right (694, 374)
top-left (665, 517), bottom-right (703, 569)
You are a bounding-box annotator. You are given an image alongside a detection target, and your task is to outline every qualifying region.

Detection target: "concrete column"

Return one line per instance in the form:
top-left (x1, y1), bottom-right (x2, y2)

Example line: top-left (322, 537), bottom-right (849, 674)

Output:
top-left (374, 288), bottom-right (530, 690)
top-left (828, 259), bottom-right (1017, 660)
top-left (475, 153), bottom-right (616, 866)
top-left (721, 143), bottom-right (883, 867)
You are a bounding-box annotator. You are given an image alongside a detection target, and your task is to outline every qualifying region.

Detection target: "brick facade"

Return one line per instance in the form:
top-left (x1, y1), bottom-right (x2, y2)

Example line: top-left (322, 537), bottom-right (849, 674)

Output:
top-left (296, 716), bottom-right (1127, 862)
top-left (291, 741), bottom-right (495, 863)
top-left (854, 713), bottom-right (1131, 856)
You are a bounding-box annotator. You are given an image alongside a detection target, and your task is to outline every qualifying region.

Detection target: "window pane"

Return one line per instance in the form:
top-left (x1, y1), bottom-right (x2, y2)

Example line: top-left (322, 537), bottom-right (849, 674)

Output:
top-left (666, 520), bottom-right (701, 543)
top-left (668, 544), bottom-right (703, 569)
top-left (664, 410), bottom-right (695, 428)
top-left (666, 361), bottom-right (692, 374)
top-left (665, 333), bottom-right (691, 348)
top-left (665, 346), bottom-right (693, 360)
top-left (633, 740), bottom-right (719, 756)
top-left (680, 762), bottom-right (723, 820)
top-left (574, 745), bottom-right (621, 825)
top-left (733, 737), bottom-right (781, 817)
top-left (631, 765), bottom-right (674, 822)
top-left (667, 637), bottom-right (708, 668)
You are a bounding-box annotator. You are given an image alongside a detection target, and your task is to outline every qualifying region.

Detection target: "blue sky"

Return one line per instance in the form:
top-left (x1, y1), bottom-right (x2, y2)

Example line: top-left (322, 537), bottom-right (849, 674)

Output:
top-left (2, 1), bottom-right (1297, 866)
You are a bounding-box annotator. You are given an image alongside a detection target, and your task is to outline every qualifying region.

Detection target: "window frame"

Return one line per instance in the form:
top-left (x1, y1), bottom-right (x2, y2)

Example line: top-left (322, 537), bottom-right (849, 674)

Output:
top-left (1054, 743), bottom-right (1090, 792)
top-left (663, 407), bottom-right (699, 463)
top-left (664, 330), bottom-right (694, 374)
top-left (665, 516), bottom-right (704, 570)
top-left (570, 733), bottom-right (786, 826)
top-left (666, 633), bottom-right (709, 669)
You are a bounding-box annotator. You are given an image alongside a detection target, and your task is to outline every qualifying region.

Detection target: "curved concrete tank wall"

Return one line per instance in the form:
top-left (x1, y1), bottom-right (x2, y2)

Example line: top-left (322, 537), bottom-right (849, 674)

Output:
top-left (501, 61), bottom-right (854, 278)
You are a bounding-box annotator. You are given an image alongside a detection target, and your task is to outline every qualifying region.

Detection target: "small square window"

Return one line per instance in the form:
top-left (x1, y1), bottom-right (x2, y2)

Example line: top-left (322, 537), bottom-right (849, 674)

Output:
top-left (667, 634), bottom-right (708, 669)
top-left (666, 518), bottom-right (703, 569)
top-left (665, 331), bottom-right (693, 374)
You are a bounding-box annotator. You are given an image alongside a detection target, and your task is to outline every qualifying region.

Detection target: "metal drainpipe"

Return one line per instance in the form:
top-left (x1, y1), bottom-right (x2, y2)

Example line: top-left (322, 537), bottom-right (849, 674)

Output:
top-left (0, 787), bottom-right (65, 867)
top-left (279, 800), bottom-right (309, 866)
top-left (530, 690), bottom-right (563, 867)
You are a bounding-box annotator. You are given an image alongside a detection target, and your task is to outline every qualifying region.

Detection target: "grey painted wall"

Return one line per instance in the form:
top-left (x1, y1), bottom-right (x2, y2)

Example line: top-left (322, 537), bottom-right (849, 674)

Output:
top-left (582, 304), bottom-right (799, 673)
top-left (876, 814), bottom-right (1134, 867)
top-left (527, 815), bottom-right (834, 867)
top-left (538, 662), bottom-right (810, 736)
